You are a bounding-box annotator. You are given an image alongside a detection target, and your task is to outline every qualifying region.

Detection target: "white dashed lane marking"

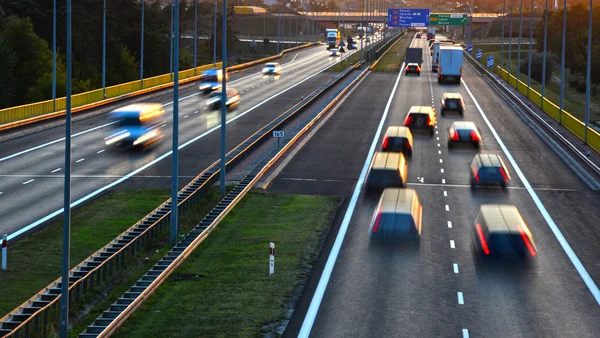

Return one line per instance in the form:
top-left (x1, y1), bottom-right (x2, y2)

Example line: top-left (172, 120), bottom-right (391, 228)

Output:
top-left (454, 264), bottom-right (459, 273)
top-left (448, 221), bottom-right (452, 228)
top-left (457, 292), bottom-right (464, 304)
top-left (51, 168), bottom-right (61, 173)
top-left (97, 149), bottom-right (105, 154)
top-left (76, 158), bottom-right (85, 163)
top-left (23, 179), bottom-right (34, 185)
top-left (450, 240), bottom-right (455, 248)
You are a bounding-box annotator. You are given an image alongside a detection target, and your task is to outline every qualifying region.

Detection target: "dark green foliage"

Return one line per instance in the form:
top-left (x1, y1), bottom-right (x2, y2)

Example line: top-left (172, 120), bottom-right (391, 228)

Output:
top-left (519, 52), bottom-right (554, 84)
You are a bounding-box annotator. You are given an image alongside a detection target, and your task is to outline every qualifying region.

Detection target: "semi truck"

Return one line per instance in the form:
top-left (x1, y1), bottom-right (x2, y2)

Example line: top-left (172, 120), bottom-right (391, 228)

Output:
top-left (325, 29), bottom-right (341, 49)
top-left (437, 45), bottom-right (463, 84)
top-left (426, 27), bottom-right (436, 40)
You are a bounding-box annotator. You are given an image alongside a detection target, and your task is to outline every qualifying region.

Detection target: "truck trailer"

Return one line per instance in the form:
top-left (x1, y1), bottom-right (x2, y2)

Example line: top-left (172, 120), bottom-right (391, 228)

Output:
top-left (325, 29), bottom-right (341, 49)
top-left (437, 45), bottom-right (463, 84)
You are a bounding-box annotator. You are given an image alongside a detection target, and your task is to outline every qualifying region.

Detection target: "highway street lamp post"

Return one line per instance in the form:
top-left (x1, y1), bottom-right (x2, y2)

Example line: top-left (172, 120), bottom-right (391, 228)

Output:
top-left (584, 0), bottom-right (592, 143)
top-left (501, 0), bottom-right (505, 69)
top-left (194, 0), bottom-right (197, 75)
top-left (214, 0), bottom-right (217, 66)
top-left (220, 0), bottom-right (227, 193)
top-left (141, 0), bottom-right (145, 87)
top-left (52, 0), bottom-right (56, 112)
top-left (559, 0), bottom-right (566, 124)
top-left (171, 0), bottom-right (180, 247)
top-left (170, 2), bottom-right (173, 81)
top-left (508, 0), bottom-right (513, 77)
top-left (59, 0), bottom-right (73, 336)
top-left (102, 0), bottom-right (107, 99)
top-left (540, 0), bottom-right (548, 111)
top-left (516, 0), bottom-right (523, 91)
top-left (360, 0), bottom-right (364, 66)
top-left (527, 0), bottom-right (534, 97)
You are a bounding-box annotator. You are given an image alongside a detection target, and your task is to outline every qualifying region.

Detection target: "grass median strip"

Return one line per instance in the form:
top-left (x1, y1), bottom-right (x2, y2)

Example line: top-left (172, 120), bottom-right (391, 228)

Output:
top-left (371, 34), bottom-right (413, 73)
top-left (112, 191), bottom-right (341, 338)
top-left (0, 189), bottom-right (169, 317)
top-left (329, 50), bottom-right (362, 72)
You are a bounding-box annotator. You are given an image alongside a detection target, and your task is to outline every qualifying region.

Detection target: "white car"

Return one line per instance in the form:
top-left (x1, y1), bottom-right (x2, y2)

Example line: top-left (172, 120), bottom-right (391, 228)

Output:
top-left (329, 48), bottom-right (340, 57)
top-left (262, 62), bottom-right (282, 75)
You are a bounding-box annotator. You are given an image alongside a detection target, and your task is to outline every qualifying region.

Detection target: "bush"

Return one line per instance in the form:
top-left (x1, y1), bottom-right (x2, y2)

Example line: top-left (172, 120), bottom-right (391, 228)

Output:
top-left (519, 52), bottom-right (554, 84)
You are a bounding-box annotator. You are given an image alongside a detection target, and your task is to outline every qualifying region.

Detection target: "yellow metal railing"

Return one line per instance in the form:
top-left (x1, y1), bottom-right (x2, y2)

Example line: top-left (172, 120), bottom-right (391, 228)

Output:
top-left (495, 66), bottom-right (600, 153)
top-left (0, 63), bottom-right (220, 126)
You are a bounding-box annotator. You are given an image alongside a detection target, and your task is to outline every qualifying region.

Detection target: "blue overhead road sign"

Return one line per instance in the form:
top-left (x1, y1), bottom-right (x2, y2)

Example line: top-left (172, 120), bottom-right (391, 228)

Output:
top-left (388, 8), bottom-right (430, 28)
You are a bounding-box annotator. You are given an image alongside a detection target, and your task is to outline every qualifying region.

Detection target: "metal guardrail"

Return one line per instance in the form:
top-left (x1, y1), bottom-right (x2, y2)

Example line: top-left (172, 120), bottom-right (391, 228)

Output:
top-left (78, 52), bottom-right (374, 338)
top-left (462, 48), bottom-right (600, 178)
top-left (0, 48), bottom-right (356, 338)
top-left (0, 42), bottom-right (319, 131)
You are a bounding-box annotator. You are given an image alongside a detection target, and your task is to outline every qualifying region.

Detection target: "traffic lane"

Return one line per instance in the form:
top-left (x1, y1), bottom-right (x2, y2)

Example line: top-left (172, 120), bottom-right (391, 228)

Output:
top-left (440, 185), bottom-right (600, 338)
top-left (309, 187), bottom-right (463, 338)
top-left (0, 44), bottom-right (327, 161)
top-left (0, 50), bottom-right (337, 178)
top-left (266, 73), bottom-right (398, 197)
top-left (458, 64), bottom-right (589, 190)
top-left (0, 72), bottom-right (335, 237)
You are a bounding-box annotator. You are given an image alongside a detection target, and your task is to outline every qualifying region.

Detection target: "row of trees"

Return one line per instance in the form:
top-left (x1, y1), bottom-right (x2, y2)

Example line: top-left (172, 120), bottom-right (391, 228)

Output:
top-left (0, 0), bottom-right (238, 109)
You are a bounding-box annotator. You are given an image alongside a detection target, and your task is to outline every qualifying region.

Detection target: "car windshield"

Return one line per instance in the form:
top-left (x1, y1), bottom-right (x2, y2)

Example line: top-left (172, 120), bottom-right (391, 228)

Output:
top-left (116, 116), bottom-right (141, 128)
top-left (201, 75), bottom-right (218, 83)
top-left (446, 99), bottom-right (460, 108)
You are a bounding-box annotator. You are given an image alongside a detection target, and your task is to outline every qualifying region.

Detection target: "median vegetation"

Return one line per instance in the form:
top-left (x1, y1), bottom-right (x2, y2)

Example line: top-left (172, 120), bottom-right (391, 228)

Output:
top-left (371, 34), bottom-right (415, 73)
top-left (112, 192), bottom-right (340, 338)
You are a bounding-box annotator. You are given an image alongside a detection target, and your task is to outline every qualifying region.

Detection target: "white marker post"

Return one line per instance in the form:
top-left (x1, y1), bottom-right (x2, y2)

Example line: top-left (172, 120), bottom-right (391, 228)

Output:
top-left (1, 234), bottom-right (7, 271)
top-left (269, 242), bottom-right (275, 276)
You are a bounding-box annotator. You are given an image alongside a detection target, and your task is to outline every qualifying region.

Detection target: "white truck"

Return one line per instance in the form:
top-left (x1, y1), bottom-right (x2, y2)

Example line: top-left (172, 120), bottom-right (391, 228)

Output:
top-left (431, 42), bottom-right (454, 72)
top-left (325, 29), bottom-right (340, 49)
top-left (437, 45), bottom-right (463, 84)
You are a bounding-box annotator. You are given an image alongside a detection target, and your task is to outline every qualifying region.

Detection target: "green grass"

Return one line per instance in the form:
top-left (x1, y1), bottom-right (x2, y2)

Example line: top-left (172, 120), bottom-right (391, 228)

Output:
top-left (112, 192), bottom-right (341, 338)
top-left (0, 189), bottom-right (169, 317)
top-left (371, 35), bottom-right (414, 73)
top-left (328, 49), bottom-right (362, 72)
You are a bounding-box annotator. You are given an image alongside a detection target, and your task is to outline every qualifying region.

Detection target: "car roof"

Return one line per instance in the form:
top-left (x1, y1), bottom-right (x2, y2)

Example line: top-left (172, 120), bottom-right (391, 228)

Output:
top-left (371, 152), bottom-right (405, 171)
top-left (450, 121), bottom-right (477, 130)
top-left (385, 126), bottom-right (412, 139)
top-left (265, 62), bottom-right (279, 66)
top-left (443, 92), bottom-right (462, 99)
top-left (407, 63), bottom-right (419, 66)
top-left (409, 105), bottom-right (434, 115)
top-left (478, 204), bottom-right (529, 234)
top-left (379, 188), bottom-right (420, 215)
top-left (472, 153), bottom-right (505, 168)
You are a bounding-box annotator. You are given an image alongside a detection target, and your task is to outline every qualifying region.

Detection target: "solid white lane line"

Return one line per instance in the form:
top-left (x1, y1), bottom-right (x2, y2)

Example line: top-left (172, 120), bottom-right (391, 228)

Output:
top-left (76, 158), bottom-right (85, 163)
top-left (463, 79), bottom-right (600, 306)
top-left (298, 34), bottom-right (416, 338)
top-left (448, 221), bottom-right (452, 228)
top-left (51, 168), bottom-right (61, 173)
top-left (0, 121), bottom-right (118, 163)
top-left (8, 54), bottom-right (343, 242)
top-left (97, 149), bottom-right (105, 154)
top-left (445, 205), bottom-right (450, 211)
top-left (22, 179), bottom-right (34, 185)
top-left (454, 264), bottom-right (459, 273)
top-left (458, 292), bottom-right (464, 304)
top-left (463, 329), bottom-right (470, 338)
top-left (443, 191), bottom-right (447, 196)
top-left (450, 240), bottom-right (455, 248)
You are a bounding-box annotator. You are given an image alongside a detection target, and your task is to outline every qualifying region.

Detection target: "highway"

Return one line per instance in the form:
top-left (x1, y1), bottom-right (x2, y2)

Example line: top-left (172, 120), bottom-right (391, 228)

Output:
top-left (269, 35), bottom-right (600, 337)
top-left (0, 35), bottom-right (388, 240)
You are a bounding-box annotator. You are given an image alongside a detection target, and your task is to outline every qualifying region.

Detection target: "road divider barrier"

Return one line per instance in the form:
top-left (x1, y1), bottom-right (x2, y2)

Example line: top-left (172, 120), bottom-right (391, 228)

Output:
top-left (0, 45), bottom-right (354, 338)
top-left (0, 42), bottom-right (319, 131)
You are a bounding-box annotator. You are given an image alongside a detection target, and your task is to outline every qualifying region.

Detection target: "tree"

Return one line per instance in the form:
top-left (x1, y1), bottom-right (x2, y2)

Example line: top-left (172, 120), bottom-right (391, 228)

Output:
top-left (326, 0), bottom-right (339, 12)
top-left (0, 15), bottom-right (52, 107)
top-left (208, 6), bottom-right (239, 58)
top-left (0, 39), bottom-right (17, 107)
top-left (519, 52), bottom-right (554, 84)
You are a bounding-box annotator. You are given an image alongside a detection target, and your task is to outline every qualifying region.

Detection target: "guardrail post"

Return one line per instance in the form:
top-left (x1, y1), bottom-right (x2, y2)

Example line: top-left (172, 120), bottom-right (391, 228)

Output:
top-left (2, 234), bottom-right (7, 271)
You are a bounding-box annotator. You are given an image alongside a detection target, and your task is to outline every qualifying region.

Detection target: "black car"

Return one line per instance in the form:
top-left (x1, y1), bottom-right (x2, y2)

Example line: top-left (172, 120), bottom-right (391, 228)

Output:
top-left (440, 92), bottom-right (466, 116)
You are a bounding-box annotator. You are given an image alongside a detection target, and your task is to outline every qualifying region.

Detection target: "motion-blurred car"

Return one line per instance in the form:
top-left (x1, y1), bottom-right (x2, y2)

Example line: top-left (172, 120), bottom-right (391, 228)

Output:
top-left (448, 121), bottom-right (481, 148)
top-left (472, 204), bottom-right (537, 260)
top-left (368, 188), bottom-right (423, 241)
top-left (206, 88), bottom-right (241, 111)
top-left (366, 152), bottom-right (408, 190)
top-left (382, 126), bottom-right (413, 155)
top-left (198, 68), bottom-right (227, 94)
top-left (470, 153), bottom-right (511, 190)
top-left (347, 42), bottom-right (357, 50)
top-left (404, 106), bottom-right (436, 136)
top-left (405, 63), bottom-right (421, 76)
top-left (329, 48), bottom-right (341, 57)
top-left (262, 62), bottom-right (282, 75)
top-left (440, 92), bottom-right (466, 116)
top-left (416, 33), bottom-right (422, 38)
top-left (104, 103), bottom-right (165, 149)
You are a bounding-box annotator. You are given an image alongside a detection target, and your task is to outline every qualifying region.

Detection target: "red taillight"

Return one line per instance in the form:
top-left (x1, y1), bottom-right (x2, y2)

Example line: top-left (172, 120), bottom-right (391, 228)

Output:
top-left (428, 117), bottom-right (435, 126)
top-left (382, 137), bottom-right (389, 149)
top-left (476, 223), bottom-right (490, 255)
top-left (518, 225), bottom-right (537, 257)
top-left (417, 66), bottom-right (421, 72)
top-left (405, 66), bottom-right (410, 71)
top-left (373, 212), bottom-right (382, 233)
top-left (451, 129), bottom-right (459, 141)
top-left (406, 141), bottom-right (412, 150)
top-left (499, 167), bottom-right (509, 182)
top-left (472, 166), bottom-right (479, 181)
top-left (404, 116), bottom-right (413, 126)
top-left (470, 130), bottom-right (481, 141)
